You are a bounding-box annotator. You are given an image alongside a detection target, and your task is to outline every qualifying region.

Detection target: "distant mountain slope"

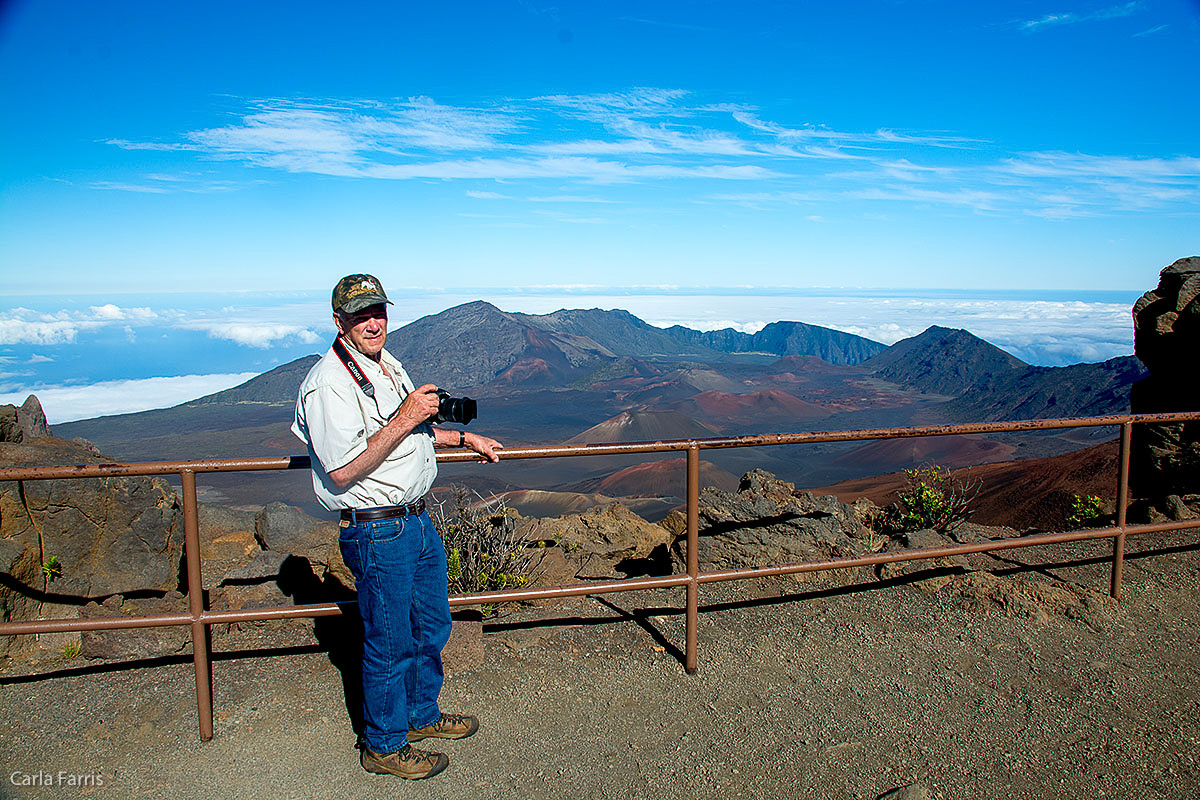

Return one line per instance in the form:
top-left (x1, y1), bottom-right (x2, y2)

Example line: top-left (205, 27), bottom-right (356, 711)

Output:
top-left (810, 439), bottom-right (1121, 531)
top-left (513, 307), bottom-right (887, 365)
top-left (386, 301), bottom-right (613, 389)
top-left (191, 356), bottom-right (319, 405)
top-left (865, 327), bottom-right (1144, 420)
top-left (670, 389), bottom-right (832, 429)
top-left (832, 434), bottom-right (1015, 473)
top-left (55, 357), bottom-right (319, 447)
top-left (511, 308), bottom-right (715, 358)
top-left (664, 320), bottom-right (887, 365)
top-left (562, 457), bottom-right (740, 498)
top-left (565, 409), bottom-right (720, 444)
top-left (863, 326), bottom-right (1026, 396)
top-left (961, 356), bottom-right (1146, 421)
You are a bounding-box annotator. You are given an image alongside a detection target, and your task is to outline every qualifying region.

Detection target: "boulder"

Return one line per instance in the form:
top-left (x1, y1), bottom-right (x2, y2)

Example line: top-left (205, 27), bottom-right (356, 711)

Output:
top-left (1, 435), bottom-right (183, 659)
top-left (80, 593), bottom-right (190, 660)
top-left (1130, 257), bottom-right (1200, 501)
top-left (520, 502), bottom-right (674, 581)
top-left (255, 501), bottom-right (338, 566)
top-left (196, 503), bottom-right (262, 588)
top-left (673, 469), bottom-right (881, 579)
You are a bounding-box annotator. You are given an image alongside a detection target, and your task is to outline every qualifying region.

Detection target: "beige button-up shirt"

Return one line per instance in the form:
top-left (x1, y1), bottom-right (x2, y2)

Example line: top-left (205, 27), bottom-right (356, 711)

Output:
top-left (292, 340), bottom-right (437, 510)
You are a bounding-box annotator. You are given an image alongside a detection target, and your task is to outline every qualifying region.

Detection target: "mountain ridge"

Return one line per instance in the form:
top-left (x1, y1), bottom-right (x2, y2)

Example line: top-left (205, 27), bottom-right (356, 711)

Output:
top-left (52, 302), bottom-right (1142, 515)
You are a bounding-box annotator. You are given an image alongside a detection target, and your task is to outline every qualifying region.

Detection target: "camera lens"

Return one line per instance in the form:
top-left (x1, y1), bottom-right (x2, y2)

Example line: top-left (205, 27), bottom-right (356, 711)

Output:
top-left (435, 391), bottom-right (477, 425)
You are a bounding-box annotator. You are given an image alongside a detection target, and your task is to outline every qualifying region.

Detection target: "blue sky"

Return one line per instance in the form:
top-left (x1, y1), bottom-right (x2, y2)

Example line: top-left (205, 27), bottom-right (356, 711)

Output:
top-left (0, 1), bottom-right (1197, 422)
top-left (2, 0), bottom-right (1196, 293)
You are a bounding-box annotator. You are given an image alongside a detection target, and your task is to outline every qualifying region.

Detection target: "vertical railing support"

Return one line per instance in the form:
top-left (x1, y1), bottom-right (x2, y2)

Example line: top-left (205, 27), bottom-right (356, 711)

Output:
top-left (1110, 421), bottom-right (1133, 600)
top-left (181, 469), bottom-right (214, 740)
top-left (685, 444), bottom-right (699, 674)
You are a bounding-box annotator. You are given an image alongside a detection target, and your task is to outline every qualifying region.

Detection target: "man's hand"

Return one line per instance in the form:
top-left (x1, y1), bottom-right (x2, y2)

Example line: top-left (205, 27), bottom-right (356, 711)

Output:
top-left (394, 384), bottom-right (441, 427)
top-left (463, 431), bottom-right (504, 463)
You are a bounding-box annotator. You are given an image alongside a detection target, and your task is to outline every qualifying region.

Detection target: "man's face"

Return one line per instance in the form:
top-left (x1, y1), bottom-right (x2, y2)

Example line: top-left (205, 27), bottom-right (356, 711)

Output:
top-left (335, 304), bottom-right (388, 358)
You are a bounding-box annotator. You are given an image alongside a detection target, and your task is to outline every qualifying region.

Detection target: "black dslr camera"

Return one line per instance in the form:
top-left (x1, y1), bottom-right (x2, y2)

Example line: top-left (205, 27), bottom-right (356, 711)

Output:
top-left (434, 389), bottom-right (477, 425)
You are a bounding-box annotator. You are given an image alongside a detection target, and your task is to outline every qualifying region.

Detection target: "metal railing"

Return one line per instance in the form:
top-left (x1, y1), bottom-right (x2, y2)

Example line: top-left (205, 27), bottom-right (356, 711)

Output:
top-left (2, 411), bottom-right (1199, 742)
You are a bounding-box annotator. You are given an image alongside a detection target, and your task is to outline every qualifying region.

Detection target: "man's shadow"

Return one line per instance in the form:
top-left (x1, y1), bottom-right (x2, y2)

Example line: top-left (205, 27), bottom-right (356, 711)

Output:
top-left (277, 555), bottom-right (365, 741)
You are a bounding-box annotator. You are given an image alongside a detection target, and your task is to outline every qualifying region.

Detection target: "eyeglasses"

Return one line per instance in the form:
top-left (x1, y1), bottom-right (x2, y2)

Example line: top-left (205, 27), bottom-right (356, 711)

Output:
top-left (339, 305), bottom-right (388, 326)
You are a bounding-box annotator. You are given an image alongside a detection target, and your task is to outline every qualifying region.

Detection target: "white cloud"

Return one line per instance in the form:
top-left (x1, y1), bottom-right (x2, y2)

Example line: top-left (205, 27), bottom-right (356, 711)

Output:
top-left (180, 322), bottom-right (323, 348)
top-left (88, 304), bottom-right (156, 320)
top-left (0, 319), bottom-right (80, 345)
top-left (99, 90), bottom-right (1200, 220)
top-left (0, 305), bottom-right (161, 344)
top-left (0, 373), bottom-right (259, 425)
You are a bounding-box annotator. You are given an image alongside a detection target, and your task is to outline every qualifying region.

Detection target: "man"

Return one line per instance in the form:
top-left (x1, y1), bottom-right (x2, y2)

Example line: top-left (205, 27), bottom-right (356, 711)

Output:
top-left (292, 274), bottom-right (502, 780)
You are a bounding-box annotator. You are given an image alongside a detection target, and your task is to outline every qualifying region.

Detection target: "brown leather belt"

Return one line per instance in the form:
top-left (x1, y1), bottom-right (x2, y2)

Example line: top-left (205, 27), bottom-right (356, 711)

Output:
top-left (340, 499), bottom-right (426, 522)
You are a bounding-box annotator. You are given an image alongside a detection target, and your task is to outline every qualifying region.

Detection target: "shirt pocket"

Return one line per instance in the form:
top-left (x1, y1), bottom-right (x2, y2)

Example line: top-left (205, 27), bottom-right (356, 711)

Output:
top-left (382, 431), bottom-right (420, 463)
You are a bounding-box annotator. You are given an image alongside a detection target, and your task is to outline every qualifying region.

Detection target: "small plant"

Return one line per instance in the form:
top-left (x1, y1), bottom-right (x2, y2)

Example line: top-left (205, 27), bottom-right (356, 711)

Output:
top-left (863, 530), bottom-right (887, 553)
top-left (62, 640), bottom-right (82, 659)
top-left (431, 487), bottom-right (540, 616)
top-left (885, 465), bottom-right (981, 534)
top-left (41, 555), bottom-right (61, 582)
top-left (1066, 494), bottom-right (1105, 530)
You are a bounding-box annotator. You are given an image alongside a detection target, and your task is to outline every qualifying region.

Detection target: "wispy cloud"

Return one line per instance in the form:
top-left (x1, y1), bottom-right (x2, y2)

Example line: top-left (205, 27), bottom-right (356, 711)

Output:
top-left (1020, 2), bottom-right (1141, 32)
top-left (100, 89), bottom-right (1200, 219)
top-left (1133, 23), bottom-right (1168, 37)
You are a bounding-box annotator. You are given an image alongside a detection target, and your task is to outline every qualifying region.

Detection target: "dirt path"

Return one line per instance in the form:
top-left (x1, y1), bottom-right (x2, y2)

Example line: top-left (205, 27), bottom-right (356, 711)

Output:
top-left (2, 530), bottom-right (1199, 800)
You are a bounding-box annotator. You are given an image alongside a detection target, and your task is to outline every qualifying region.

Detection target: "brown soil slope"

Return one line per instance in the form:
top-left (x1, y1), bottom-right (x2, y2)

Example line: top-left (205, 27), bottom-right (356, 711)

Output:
top-left (809, 439), bottom-right (1120, 530)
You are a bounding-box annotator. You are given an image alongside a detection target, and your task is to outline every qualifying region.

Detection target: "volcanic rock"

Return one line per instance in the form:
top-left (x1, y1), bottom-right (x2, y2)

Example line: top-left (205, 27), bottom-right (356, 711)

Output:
top-left (80, 593), bottom-right (190, 660)
top-left (673, 469), bottom-right (879, 578)
top-left (0, 395), bottom-right (50, 443)
top-left (0, 435), bottom-right (183, 659)
top-left (520, 502), bottom-right (674, 581)
top-left (1130, 256), bottom-right (1200, 501)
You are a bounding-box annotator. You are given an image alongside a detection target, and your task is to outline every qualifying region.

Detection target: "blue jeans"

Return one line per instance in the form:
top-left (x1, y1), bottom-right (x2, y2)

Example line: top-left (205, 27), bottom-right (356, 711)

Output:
top-left (338, 509), bottom-right (451, 754)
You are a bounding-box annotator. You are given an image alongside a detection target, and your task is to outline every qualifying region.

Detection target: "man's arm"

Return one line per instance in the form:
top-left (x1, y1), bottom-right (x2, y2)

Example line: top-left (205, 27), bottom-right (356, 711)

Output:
top-left (432, 426), bottom-right (504, 463)
top-left (326, 383), bottom-right (441, 488)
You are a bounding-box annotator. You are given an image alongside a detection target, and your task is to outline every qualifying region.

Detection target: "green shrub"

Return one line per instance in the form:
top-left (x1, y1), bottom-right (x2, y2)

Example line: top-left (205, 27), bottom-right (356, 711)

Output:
top-left (886, 465), bottom-right (980, 534)
top-left (430, 487), bottom-right (539, 616)
top-left (1066, 494), bottom-right (1105, 530)
top-left (41, 555), bottom-right (61, 582)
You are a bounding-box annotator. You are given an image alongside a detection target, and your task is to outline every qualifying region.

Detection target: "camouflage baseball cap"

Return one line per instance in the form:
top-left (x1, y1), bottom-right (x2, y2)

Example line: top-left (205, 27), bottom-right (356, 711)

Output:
top-left (332, 274), bottom-right (392, 314)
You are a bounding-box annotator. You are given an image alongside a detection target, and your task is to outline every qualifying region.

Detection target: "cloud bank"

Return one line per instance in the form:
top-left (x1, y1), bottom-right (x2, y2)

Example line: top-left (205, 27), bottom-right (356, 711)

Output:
top-left (0, 373), bottom-right (259, 425)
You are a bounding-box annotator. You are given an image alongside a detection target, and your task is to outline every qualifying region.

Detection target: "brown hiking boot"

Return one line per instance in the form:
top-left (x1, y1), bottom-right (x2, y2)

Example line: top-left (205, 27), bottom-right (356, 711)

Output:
top-left (360, 744), bottom-right (448, 780)
top-left (408, 713), bottom-right (479, 742)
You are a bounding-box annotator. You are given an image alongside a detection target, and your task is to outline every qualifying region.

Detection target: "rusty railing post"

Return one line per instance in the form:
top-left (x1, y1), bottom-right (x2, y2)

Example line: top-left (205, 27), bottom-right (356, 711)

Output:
top-left (685, 444), bottom-right (699, 674)
top-left (1111, 421), bottom-right (1133, 600)
top-left (181, 469), bottom-right (214, 740)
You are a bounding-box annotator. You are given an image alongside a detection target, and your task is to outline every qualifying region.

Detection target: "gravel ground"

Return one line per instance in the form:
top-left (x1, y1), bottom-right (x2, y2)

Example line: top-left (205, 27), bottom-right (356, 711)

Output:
top-left (2, 530), bottom-right (1199, 800)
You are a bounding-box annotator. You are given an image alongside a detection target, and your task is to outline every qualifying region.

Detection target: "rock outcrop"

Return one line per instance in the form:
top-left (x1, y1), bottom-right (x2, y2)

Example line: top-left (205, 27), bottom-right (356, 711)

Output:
top-left (520, 502), bottom-right (674, 582)
top-left (0, 395), bottom-right (50, 443)
top-left (1130, 256), bottom-right (1200, 502)
top-left (672, 469), bottom-right (880, 581)
top-left (1, 433), bottom-right (183, 659)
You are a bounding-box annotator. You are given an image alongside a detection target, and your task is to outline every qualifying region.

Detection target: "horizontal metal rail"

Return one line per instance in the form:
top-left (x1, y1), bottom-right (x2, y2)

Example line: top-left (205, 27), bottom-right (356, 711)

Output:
top-left (2, 410), bottom-right (1198, 741)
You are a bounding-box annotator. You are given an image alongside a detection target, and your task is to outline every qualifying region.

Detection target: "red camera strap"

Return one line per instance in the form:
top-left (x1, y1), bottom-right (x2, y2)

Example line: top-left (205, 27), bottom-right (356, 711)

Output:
top-left (332, 337), bottom-right (375, 399)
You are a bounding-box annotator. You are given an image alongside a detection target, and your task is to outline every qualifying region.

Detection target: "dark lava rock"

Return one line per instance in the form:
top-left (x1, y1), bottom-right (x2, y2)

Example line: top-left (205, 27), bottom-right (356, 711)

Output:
top-left (1130, 256), bottom-right (1200, 500)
